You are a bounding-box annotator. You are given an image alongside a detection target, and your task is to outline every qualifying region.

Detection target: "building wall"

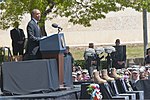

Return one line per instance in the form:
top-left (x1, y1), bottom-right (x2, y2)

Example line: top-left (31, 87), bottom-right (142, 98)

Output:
top-left (0, 8), bottom-right (149, 48)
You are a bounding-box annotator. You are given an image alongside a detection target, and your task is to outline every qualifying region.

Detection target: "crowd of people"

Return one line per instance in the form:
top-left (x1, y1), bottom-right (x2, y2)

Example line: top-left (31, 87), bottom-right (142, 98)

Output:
top-left (72, 64), bottom-right (150, 93)
top-left (71, 40), bottom-right (150, 92)
top-left (72, 66), bottom-right (91, 82)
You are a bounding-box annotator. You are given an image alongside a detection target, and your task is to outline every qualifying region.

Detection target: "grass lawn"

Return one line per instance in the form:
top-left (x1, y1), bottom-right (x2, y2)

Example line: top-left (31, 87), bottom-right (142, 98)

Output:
top-left (126, 44), bottom-right (144, 59)
top-left (70, 43), bottom-right (146, 60)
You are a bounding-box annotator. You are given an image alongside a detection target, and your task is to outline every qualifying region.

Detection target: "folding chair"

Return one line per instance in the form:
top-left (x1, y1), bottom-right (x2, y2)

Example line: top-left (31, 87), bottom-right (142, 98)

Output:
top-left (100, 82), bottom-right (129, 100)
top-left (116, 78), bottom-right (144, 100)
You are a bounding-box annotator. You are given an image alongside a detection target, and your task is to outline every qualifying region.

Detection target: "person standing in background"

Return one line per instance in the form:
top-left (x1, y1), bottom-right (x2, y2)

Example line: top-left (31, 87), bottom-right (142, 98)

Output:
top-left (25, 9), bottom-right (42, 60)
top-left (111, 39), bottom-right (126, 69)
top-left (64, 46), bottom-right (74, 65)
top-left (10, 22), bottom-right (25, 56)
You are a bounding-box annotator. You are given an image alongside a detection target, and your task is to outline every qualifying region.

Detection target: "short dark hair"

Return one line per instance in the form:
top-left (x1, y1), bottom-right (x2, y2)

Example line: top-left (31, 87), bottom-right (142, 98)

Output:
top-left (89, 43), bottom-right (94, 48)
top-left (146, 48), bottom-right (150, 55)
top-left (31, 9), bottom-right (39, 17)
top-left (13, 21), bottom-right (19, 28)
top-left (115, 39), bottom-right (120, 44)
top-left (66, 46), bottom-right (70, 50)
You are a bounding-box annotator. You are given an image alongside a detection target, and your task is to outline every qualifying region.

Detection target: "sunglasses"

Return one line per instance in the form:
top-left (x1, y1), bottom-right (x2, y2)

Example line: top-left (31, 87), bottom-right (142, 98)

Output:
top-left (125, 74), bottom-right (129, 75)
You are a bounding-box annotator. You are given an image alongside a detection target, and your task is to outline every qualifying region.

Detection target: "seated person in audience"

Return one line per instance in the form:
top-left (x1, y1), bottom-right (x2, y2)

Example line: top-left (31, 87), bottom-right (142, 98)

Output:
top-left (72, 65), bottom-right (78, 72)
top-left (72, 72), bottom-right (77, 82)
top-left (72, 65), bottom-right (82, 73)
top-left (144, 48), bottom-right (150, 65)
top-left (145, 67), bottom-right (150, 79)
top-left (82, 69), bottom-right (90, 81)
top-left (129, 69), bottom-right (140, 90)
top-left (139, 72), bottom-right (147, 80)
top-left (139, 66), bottom-right (148, 80)
top-left (124, 69), bottom-right (131, 80)
top-left (76, 66), bottom-right (82, 72)
top-left (76, 71), bottom-right (83, 81)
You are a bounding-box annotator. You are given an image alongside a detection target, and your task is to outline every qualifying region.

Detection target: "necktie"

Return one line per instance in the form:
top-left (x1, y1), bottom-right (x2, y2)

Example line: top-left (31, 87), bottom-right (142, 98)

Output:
top-left (16, 28), bottom-right (21, 40)
top-left (37, 22), bottom-right (42, 37)
top-left (37, 22), bottom-right (40, 29)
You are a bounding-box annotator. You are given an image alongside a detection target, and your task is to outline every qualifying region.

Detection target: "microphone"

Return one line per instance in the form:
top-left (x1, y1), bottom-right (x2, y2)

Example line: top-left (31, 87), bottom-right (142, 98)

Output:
top-left (52, 23), bottom-right (63, 30)
top-left (52, 23), bottom-right (58, 28)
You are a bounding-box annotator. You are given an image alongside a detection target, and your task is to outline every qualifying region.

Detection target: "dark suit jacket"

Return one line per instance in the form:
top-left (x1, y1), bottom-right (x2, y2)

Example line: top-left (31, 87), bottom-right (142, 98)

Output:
top-left (10, 28), bottom-right (25, 47)
top-left (26, 19), bottom-right (42, 56)
top-left (111, 45), bottom-right (126, 69)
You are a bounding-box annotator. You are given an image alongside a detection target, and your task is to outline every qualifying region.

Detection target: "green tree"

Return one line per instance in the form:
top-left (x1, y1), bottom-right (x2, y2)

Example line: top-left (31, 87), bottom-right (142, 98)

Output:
top-left (0, 0), bottom-right (149, 35)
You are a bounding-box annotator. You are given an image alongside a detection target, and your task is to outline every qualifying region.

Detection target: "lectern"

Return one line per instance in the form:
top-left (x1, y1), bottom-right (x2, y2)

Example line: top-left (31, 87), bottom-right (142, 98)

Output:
top-left (40, 33), bottom-right (66, 86)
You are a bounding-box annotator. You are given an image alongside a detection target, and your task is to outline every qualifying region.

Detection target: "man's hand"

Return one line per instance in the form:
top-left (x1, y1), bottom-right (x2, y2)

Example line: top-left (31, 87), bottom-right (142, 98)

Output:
top-left (117, 61), bottom-right (125, 65)
top-left (18, 41), bottom-right (23, 44)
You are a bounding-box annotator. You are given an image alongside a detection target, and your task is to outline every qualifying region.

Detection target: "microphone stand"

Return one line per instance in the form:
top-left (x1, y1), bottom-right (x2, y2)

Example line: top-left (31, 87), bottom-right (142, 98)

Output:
top-left (58, 28), bottom-right (62, 34)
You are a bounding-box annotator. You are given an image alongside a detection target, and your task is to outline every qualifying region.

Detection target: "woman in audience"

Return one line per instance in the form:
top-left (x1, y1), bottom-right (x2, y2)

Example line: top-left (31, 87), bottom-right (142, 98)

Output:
top-left (72, 66), bottom-right (77, 72)
top-left (82, 69), bottom-right (90, 81)
top-left (139, 66), bottom-right (148, 80)
top-left (139, 72), bottom-right (147, 80)
top-left (124, 69), bottom-right (131, 80)
top-left (76, 71), bottom-right (83, 81)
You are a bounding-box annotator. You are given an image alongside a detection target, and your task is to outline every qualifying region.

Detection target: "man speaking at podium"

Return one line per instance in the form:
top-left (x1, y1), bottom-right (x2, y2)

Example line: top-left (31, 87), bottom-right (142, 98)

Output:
top-left (25, 9), bottom-right (42, 60)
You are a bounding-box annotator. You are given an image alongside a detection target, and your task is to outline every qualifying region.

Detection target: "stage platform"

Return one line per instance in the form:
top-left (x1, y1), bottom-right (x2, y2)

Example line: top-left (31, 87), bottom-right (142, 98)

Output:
top-left (0, 85), bottom-right (81, 100)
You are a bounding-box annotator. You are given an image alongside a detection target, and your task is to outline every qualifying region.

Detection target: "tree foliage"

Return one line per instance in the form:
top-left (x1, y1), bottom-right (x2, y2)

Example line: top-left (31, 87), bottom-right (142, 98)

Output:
top-left (0, 0), bottom-right (150, 30)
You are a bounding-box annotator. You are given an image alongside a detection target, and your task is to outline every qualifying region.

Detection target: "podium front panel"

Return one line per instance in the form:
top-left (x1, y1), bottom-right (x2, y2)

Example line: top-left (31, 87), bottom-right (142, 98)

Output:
top-left (40, 33), bottom-right (66, 53)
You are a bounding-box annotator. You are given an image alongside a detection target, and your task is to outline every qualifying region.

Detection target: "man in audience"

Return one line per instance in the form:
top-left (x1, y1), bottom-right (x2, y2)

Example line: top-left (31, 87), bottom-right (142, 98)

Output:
top-left (64, 46), bottom-right (74, 66)
top-left (129, 69), bottom-right (140, 90)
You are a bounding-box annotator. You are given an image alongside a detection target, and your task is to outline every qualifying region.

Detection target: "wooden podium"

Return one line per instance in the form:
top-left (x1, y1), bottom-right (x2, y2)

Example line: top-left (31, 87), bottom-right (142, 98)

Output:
top-left (39, 33), bottom-right (66, 86)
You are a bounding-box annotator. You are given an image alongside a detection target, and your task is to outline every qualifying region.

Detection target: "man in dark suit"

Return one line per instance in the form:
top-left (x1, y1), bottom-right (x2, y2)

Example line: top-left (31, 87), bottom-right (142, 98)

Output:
top-left (25, 9), bottom-right (42, 60)
top-left (10, 22), bottom-right (25, 56)
top-left (111, 39), bottom-right (126, 69)
top-left (64, 46), bottom-right (74, 65)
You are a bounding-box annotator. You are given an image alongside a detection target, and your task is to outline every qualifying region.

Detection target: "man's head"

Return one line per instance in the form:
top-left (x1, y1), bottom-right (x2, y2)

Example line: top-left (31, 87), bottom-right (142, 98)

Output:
top-left (31, 9), bottom-right (41, 21)
top-left (64, 46), bottom-right (70, 54)
top-left (146, 48), bottom-right (150, 56)
top-left (88, 43), bottom-right (94, 48)
top-left (13, 21), bottom-right (20, 28)
top-left (115, 39), bottom-right (120, 46)
top-left (132, 69), bottom-right (139, 80)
